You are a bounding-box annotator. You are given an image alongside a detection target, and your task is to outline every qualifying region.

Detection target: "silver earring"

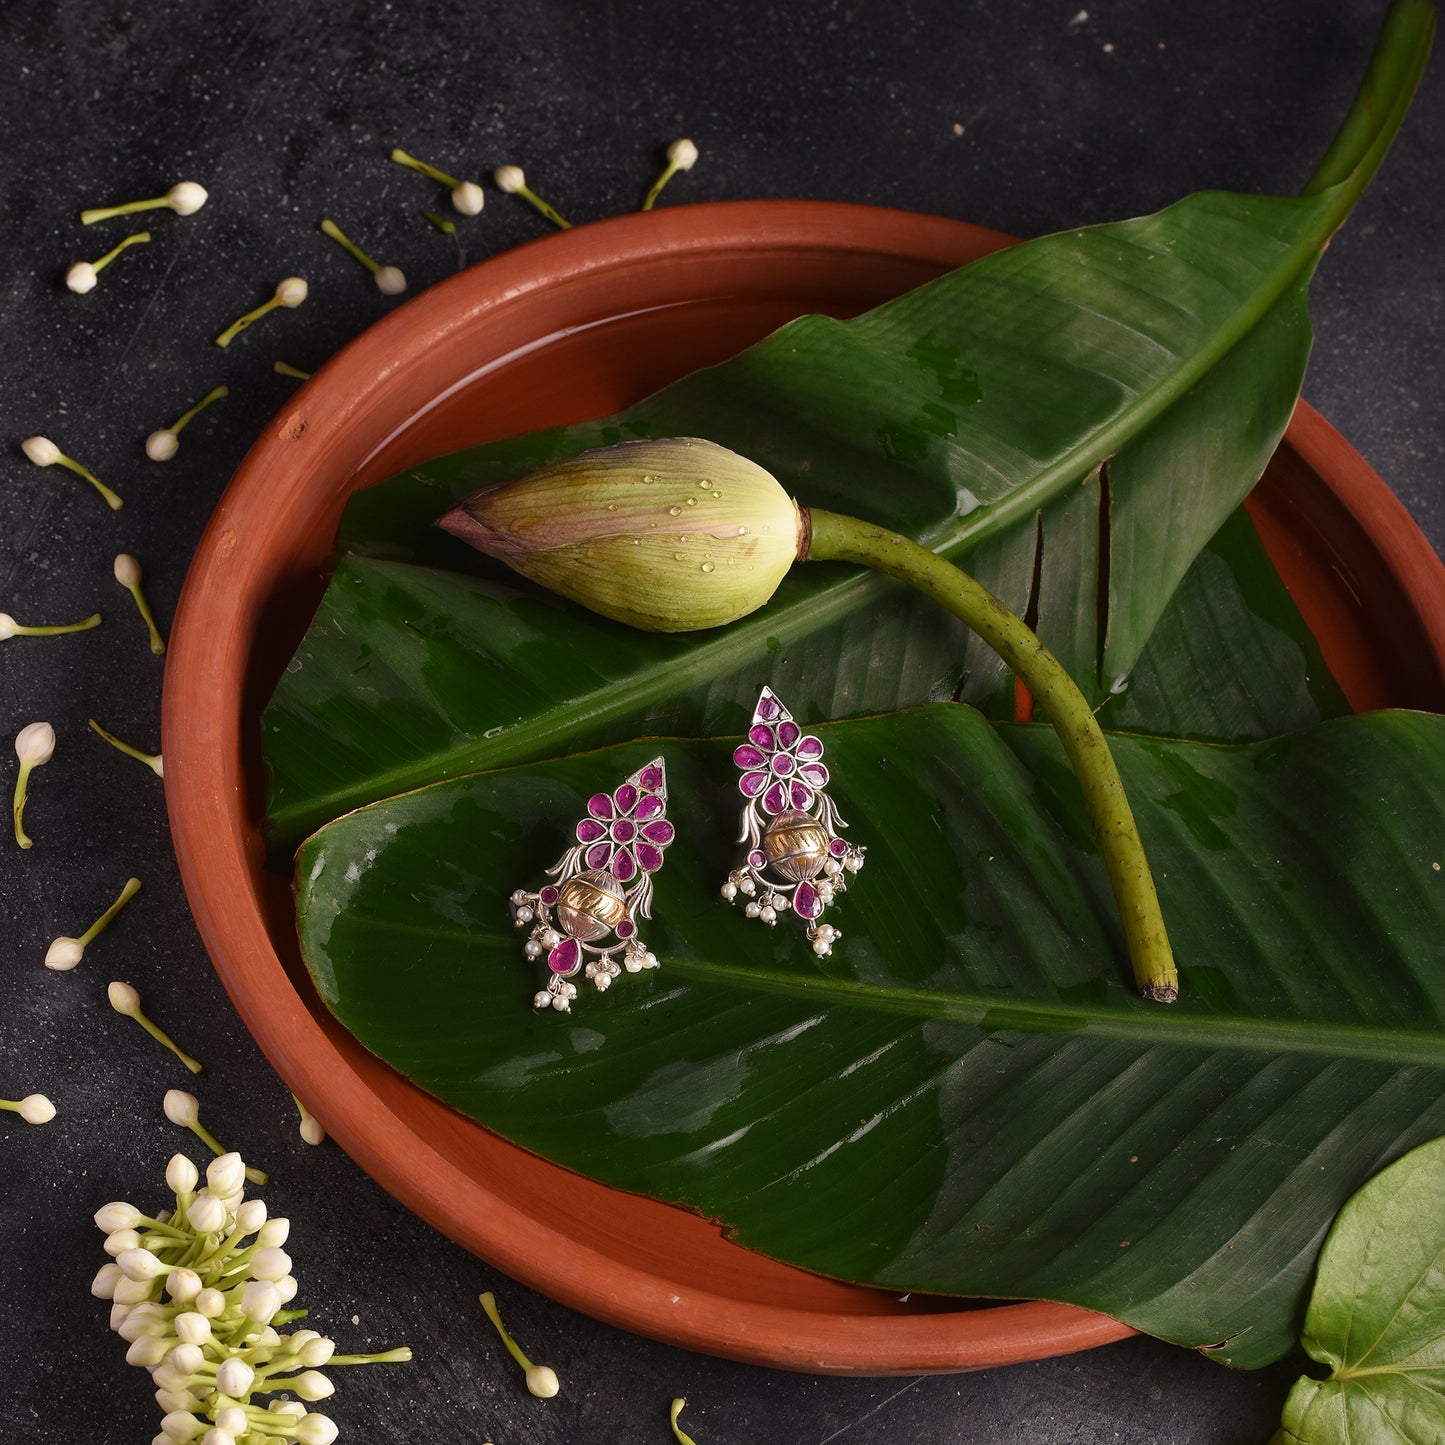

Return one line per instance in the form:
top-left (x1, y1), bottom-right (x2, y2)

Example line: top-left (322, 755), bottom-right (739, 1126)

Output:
top-left (510, 757), bottom-right (674, 1012)
top-left (721, 688), bottom-right (865, 956)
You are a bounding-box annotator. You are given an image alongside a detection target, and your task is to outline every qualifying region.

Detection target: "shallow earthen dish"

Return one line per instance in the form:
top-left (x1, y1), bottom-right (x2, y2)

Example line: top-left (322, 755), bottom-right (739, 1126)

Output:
top-left (163, 201), bottom-right (1445, 1375)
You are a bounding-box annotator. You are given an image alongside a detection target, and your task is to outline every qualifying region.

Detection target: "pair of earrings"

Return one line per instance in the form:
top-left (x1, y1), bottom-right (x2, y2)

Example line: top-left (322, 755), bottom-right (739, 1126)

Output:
top-left (510, 687), bottom-right (867, 1013)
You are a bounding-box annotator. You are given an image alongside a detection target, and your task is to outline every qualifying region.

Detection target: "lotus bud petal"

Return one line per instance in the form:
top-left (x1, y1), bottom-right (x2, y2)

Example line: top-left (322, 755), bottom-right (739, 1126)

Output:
top-left (437, 437), bottom-right (803, 632)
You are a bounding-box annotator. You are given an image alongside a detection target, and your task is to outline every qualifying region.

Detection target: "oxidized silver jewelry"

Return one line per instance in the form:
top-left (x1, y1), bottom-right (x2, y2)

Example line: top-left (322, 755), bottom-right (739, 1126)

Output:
top-left (721, 688), bottom-right (865, 956)
top-left (510, 757), bottom-right (675, 1012)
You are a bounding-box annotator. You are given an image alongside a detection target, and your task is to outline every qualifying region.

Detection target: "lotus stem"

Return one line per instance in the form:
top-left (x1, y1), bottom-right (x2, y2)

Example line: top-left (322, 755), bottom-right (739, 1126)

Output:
top-left (803, 507), bottom-right (1178, 1003)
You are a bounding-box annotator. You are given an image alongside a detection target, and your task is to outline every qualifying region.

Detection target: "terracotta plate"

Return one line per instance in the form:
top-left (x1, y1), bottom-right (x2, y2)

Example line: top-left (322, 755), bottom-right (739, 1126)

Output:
top-left (163, 201), bottom-right (1445, 1376)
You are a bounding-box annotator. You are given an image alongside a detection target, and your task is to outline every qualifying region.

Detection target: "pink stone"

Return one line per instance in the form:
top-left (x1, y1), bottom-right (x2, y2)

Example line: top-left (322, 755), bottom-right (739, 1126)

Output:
top-left (636, 843), bottom-right (663, 873)
top-left (612, 849), bottom-right (637, 882)
top-left (756, 693), bottom-right (780, 721)
top-left (795, 882), bottom-right (823, 919)
top-left (615, 783), bottom-right (638, 814)
top-left (576, 818), bottom-right (607, 843)
top-left (586, 842), bottom-right (612, 870)
top-left (548, 938), bottom-right (581, 974)
top-left (749, 724), bottom-right (775, 749)
top-left (640, 819), bottom-right (674, 845)
top-left (639, 765), bottom-right (663, 790)
top-left (797, 735), bottom-right (824, 759)
top-left (762, 782), bottom-right (788, 815)
top-left (587, 792), bottom-right (613, 820)
top-left (777, 720), bottom-right (800, 749)
top-left (734, 744), bottom-right (766, 769)
top-left (740, 771), bottom-right (768, 797)
top-left (636, 794), bottom-right (665, 821)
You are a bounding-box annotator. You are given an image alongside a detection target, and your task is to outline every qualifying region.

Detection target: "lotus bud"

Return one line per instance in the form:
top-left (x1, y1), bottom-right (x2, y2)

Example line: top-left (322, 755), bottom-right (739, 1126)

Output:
top-left (438, 438), bottom-right (803, 632)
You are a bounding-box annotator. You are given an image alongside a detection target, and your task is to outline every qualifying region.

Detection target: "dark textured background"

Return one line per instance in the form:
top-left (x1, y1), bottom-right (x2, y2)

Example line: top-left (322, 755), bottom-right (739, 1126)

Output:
top-left (1, 2), bottom-right (1439, 1441)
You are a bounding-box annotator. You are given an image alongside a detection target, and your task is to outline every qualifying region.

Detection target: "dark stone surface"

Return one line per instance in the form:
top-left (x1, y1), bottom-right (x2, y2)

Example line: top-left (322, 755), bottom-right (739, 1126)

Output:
top-left (0, 2), bottom-right (1438, 1441)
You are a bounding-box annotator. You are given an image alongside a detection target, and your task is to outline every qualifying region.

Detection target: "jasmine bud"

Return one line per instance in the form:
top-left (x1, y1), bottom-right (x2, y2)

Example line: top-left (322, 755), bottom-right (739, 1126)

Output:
top-left (145, 384), bottom-right (228, 461)
top-left (492, 165), bottom-right (571, 229)
top-left (13, 720), bottom-right (56, 849)
top-left (478, 1290), bottom-right (559, 1398)
top-left (438, 437), bottom-right (803, 632)
top-left (67, 230), bottom-right (152, 292)
top-left (46, 876), bottom-right (141, 969)
top-left (215, 278), bottom-right (307, 348)
top-left (21, 435), bottom-right (123, 509)
top-left (90, 719), bottom-right (164, 777)
top-left (112, 554), bottom-right (166, 655)
top-left (109, 981), bottom-right (202, 1072)
top-left (81, 181), bottom-right (207, 224)
top-left (389, 148), bottom-right (485, 215)
top-left (319, 218), bottom-right (406, 294)
top-left (2, 1093), bottom-right (56, 1124)
top-left (642, 138), bottom-right (699, 211)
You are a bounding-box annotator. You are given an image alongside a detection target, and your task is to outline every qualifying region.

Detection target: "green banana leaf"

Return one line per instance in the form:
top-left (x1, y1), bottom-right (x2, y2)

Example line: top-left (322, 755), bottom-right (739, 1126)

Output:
top-left (264, 503), bottom-right (1347, 851)
top-left (296, 706), bottom-right (1445, 1370)
top-left (262, 3), bottom-right (1427, 848)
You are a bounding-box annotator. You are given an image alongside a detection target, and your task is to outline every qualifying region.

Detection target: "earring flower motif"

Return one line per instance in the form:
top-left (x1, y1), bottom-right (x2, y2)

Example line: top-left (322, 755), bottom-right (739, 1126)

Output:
top-left (511, 758), bottom-right (674, 1012)
top-left (574, 775), bottom-right (676, 883)
top-left (723, 688), bottom-right (865, 956)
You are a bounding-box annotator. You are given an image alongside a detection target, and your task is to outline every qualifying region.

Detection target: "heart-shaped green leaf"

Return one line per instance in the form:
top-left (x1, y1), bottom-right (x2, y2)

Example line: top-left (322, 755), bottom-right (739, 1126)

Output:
top-left (295, 706), bottom-right (1445, 1369)
top-left (1274, 1136), bottom-right (1445, 1443)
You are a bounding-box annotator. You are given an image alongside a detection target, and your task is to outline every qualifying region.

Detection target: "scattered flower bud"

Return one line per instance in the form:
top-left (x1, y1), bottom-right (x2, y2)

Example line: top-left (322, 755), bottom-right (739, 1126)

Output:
top-left (479, 1290), bottom-right (559, 1398)
top-left (215, 1357), bottom-right (255, 1397)
top-left (0, 610), bottom-right (102, 641)
top-left (671, 1398), bottom-right (699, 1445)
top-left (421, 208), bottom-right (456, 235)
top-left (215, 277), bottom-right (307, 348)
top-left (145, 384), bottom-right (228, 461)
top-left (163, 1093), bottom-right (269, 1185)
top-left (207, 1152), bottom-right (247, 1197)
top-left (96, 1201), bottom-right (145, 1232)
top-left (174, 1311), bottom-right (210, 1346)
top-left (109, 981), bottom-right (200, 1070)
top-left (319, 218), bottom-right (406, 294)
top-left (67, 230), bottom-right (151, 292)
top-left (166, 1154), bottom-right (199, 1195)
top-left (112, 553), bottom-right (167, 655)
top-left (45, 876), bottom-right (141, 970)
top-left (234, 1199), bottom-right (268, 1235)
top-left (2, 1092), bottom-right (56, 1124)
top-left (293, 1093), bottom-right (325, 1146)
top-left (186, 1193), bottom-right (227, 1235)
top-left (642, 138), bottom-right (699, 211)
top-left (88, 717), bottom-right (164, 777)
top-left (81, 181), bottom-right (207, 224)
top-left (292, 1370), bottom-right (336, 1401)
top-left (492, 164), bottom-right (571, 229)
top-left (20, 435), bottom-right (123, 508)
top-left (389, 147), bottom-right (485, 214)
top-left (294, 1416), bottom-right (340, 1445)
top-left (273, 360), bottom-right (312, 380)
top-left (257, 1217), bottom-right (290, 1248)
top-left (13, 720), bottom-right (56, 848)
top-left (437, 437), bottom-right (803, 631)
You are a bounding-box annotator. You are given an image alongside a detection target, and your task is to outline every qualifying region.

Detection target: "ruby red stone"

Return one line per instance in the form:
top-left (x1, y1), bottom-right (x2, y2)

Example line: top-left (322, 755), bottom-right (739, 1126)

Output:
top-left (612, 818), bottom-right (636, 842)
top-left (795, 882), bottom-right (823, 919)
top-left (576, 818), bottom-right (607, 843)
top-left (734, 743), bottom-right (766, 769)
top-left (587, 792), bottom-right (613, 819)
top-left (749, 724), bottom-right (775, 749)
top-left (548, 938), bottom-right (581, 974)
top-left (539, 885), bottom-right (559, 903)
top-left (778, 720), bottom-right (800, 748)
top-left (637, 794), bottom-right (665, 821)
top-left (636, 843), bottom-right (663, 872)
top-left (797, 735), bottom-right (824, 759)
top-left (641, 819), bottom-right (674, 845)
top-left (615, 783), bottom-right (638, 814)
top-left (639, 765), bottom-right (663, 789)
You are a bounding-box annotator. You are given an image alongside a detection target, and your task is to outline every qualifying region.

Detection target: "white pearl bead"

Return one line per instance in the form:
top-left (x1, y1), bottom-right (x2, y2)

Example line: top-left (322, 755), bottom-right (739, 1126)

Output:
top-left (515, 905), bottom-right (535, 922)
top-left (745, 902), bottom-right (760, 918)
top-left (533, 991), bottom-right (552, 1009)
top-left (720, 882), bottom-right (737, 900)
top-left (524, 940), bottom-right (542, 959)
top-left (540, 928), bottom-right (561, 948)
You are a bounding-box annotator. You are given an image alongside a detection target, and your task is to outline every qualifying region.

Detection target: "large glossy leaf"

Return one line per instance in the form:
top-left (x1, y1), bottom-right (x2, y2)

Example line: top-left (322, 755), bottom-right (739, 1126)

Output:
top-left (265, 497), bottom-right (1347, 851)
top-left (266, 168), bottom-right (1381, 847)
top-left (296, 707), bottom-right (1445, 1369)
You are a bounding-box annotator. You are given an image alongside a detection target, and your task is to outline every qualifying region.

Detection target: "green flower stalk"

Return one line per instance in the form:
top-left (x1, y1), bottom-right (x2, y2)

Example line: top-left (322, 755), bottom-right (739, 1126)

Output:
top-left (163, 1090), bottom-right (268, 1185)
top-left (46, 875), bottom-right (142, 970)
top-left (439, 437), bottom-right (1179, 1002)
top-left (113, 553), bottom-right (166, 655)
top-left (274, 360), bottom-right (312, 380)
top-left (478, 1290), bottom-right (559, 1398)
top-left (642, 138), bottom-right (699, 211)
top-left (493, 165), bottom-right (571, 229)
top-left (88, 717), bottom-right (163, 776)
top-left (215, 277), bottom-right (308, 348)
top-left (0, 610), bottom-right (101, 641)
top-left (146, 383), bottom-right (229, 461)
top-left (390, 147), bottom-right (485, 215)
top-left (671, 1398), bottom-right (700, 1444)
top-left (109, 982), bottom-right (202, 1073)
top-left (21, 435), bottom-right (123, 509)
top-left (13, 721), bottom-right (55, 848)
top-left (67, 230), bottom-right (151, 293)
top-left (80, 180), bottom-right (207, 225)
top-left (319, 218), bottom-right (407, 295)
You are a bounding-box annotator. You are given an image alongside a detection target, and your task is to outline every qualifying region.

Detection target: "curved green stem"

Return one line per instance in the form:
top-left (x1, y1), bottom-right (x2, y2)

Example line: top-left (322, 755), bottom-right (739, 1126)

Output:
top-left (641, 160), bottom-right (682, 211)
top-left (1302, 0), bottom-right (1434, 198)
top-left (80, 876), bottom-right (142, 945)
top-left (804, 507), bottom-right (1178, 1002)
top-left (9, 612), bottom-right (101, 637)
top-left (513, 184), bottom-right (571, 230)
top-left (390, 147), bottom-right (461, 188)
top-left (53, 453), bottom-right (123, 509)
top-left (320, 217), bottom-right (381, 275)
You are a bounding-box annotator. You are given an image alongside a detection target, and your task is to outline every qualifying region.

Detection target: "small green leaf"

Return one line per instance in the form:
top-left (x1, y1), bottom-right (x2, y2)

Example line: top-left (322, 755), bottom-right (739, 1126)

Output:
top-left (1275, 1136), bottom-right (1445, 1444)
